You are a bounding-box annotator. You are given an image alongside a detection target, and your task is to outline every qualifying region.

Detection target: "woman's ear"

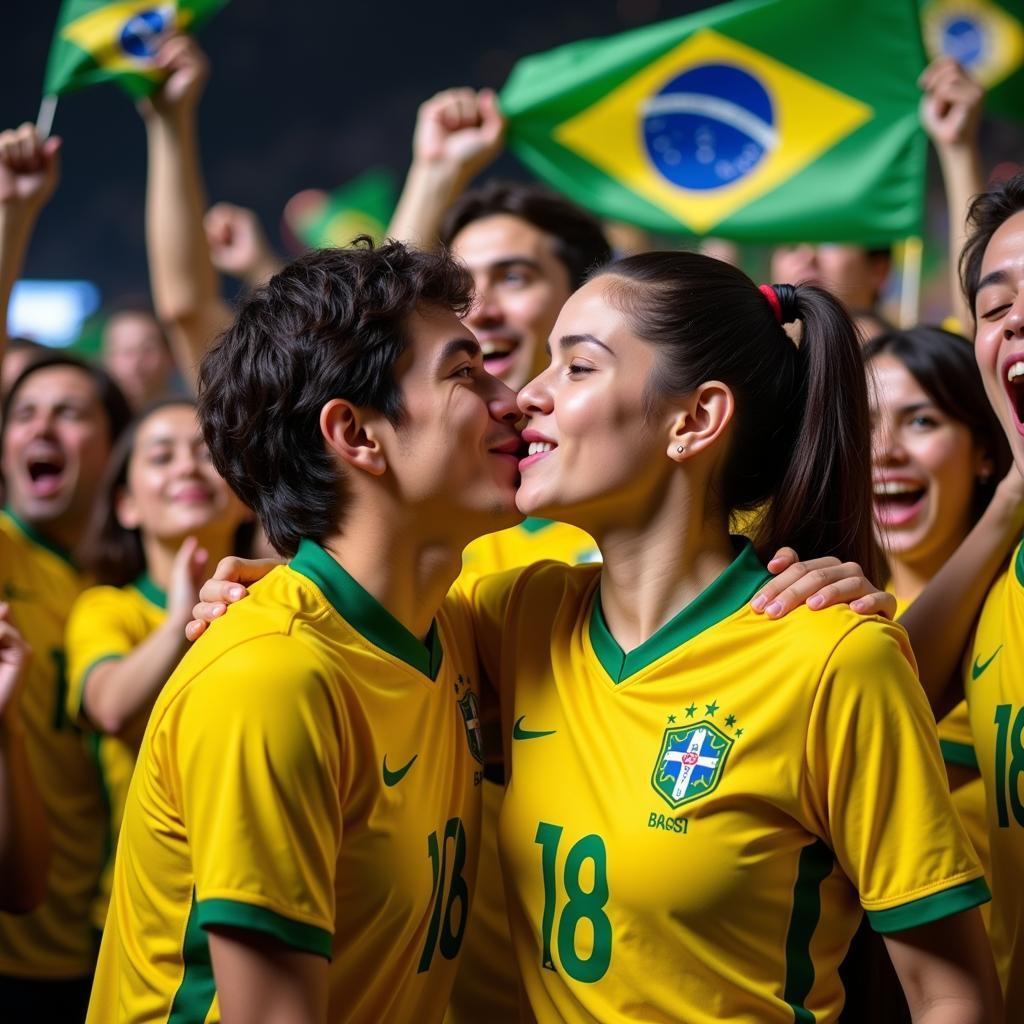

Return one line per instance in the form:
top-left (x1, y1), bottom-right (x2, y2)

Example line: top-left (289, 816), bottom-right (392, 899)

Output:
top-left (320, 398), bottom-right (387, 477)
top-left (666, 380), bottom-right (735, 463)
top-left (114, 485), bottom-right (140, 531)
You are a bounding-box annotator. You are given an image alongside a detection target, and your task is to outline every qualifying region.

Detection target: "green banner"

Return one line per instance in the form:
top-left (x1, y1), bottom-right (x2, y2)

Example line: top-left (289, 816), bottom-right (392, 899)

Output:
top-left (501, 0), bottom-right (928, 243)
top-left (44, 0), bottom-right (228, 98)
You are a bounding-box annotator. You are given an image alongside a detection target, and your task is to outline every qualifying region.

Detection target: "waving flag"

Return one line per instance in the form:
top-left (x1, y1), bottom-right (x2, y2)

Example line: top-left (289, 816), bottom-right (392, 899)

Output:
top-left (921, 0), bottom-right (1024, 119)
top-left (501, 0), bottom-right (928, 242)
top-left (288, 171), bottom-right (398, 250)
top-left (43, 1), bottom-right (228, 98)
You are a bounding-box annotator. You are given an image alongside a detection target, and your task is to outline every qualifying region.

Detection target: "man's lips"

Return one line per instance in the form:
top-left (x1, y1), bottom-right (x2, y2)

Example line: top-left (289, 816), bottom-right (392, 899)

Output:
top-left (1002, 351), bottom-right (1024, 436)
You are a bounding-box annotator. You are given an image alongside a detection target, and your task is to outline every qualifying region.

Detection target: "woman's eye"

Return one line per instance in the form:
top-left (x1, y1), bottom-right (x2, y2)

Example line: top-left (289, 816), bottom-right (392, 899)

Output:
top-left (568, 363), bottom-right (595, 377)
top-left (981, 303), bottom-right (1011, 320)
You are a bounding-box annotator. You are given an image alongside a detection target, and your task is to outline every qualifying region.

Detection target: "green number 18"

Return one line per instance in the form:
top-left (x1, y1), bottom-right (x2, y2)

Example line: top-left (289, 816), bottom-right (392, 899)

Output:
top-left (535, 821), bottom-right (612, 983)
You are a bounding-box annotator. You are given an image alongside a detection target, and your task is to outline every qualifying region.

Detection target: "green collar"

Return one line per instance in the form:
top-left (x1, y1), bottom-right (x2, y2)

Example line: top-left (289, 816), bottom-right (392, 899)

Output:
top-left (520, 517), bottom-right (554, 534)
top-left (1015, 534), bottom-right (1024, 589)
top-left (133, 574), bottom-right (168, 610)
top-left (290, 538), bottom-right (444, 680)
top-left (589, 539), bottom-right (771, 684)
top-left (3, 506), bottom-right (78, 570)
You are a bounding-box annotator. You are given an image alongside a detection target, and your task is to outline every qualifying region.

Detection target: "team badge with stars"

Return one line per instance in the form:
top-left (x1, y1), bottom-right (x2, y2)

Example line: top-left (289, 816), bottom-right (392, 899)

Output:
top-left (457, 684), bottom-right (485, 766)
top-left (651, 717), bottom-right (734, 810)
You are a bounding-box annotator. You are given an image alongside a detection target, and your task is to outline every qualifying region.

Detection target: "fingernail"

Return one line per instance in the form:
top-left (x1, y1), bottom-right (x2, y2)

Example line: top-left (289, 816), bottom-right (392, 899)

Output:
top-left (851, 599), bottom-right (866, 612)
top-left (808, 595), bottom-right (824, 610)
top-left (229, 587), bottom-right (244, 600)
top-left (765, 601), bottom-right (782, 617)
top-left (212, 604), bottom-right (225, 617)
top-left (751, 594), bottom-right (767, 612)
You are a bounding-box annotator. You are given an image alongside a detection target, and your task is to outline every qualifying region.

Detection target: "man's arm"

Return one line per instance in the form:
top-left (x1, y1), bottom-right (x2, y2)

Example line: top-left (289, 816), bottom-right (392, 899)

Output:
top-left (0, 123), bottom-right (60, 371)
top-left (900, 467), bottom-right (1024, 716)
top-left (388, 87), bottom-right (505, 249)
top-left (205, 202), bottom-right (284, 290)
top-left (141, 34), bottom-right (231, 390)
top-left (0, 602), bottom-right (50, 914)
top-left (920, 57), bottom-right (985, 331)
top-left (209, 928), bottom-right (327, 1024)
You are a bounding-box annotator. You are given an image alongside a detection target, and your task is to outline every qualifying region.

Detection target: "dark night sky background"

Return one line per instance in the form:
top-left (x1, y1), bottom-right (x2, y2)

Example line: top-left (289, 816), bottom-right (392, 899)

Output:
top-left (1, 1), bottom-right (703, 302)
top-left (2, 1), bottom-right (1022, 310)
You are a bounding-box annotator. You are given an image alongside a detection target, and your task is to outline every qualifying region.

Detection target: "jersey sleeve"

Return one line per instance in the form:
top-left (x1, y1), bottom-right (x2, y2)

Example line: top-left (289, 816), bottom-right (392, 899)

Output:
top-left (172, 635), bottom-right (342, 958)
top-left (65, 587), bottom-right (140, 725)
top-left (805, 619), bottom-right (990, 933)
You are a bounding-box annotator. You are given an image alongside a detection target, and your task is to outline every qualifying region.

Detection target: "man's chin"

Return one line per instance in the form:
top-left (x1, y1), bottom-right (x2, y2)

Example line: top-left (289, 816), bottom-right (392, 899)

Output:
top-left (8, 490), bottom-right (74, 527)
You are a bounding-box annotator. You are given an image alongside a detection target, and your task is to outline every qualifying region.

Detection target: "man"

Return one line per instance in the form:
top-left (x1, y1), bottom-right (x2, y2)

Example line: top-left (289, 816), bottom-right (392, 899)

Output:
top-left (87, 240), bottom-right (522, 1023)
top-left (99, 299), bottom-right (177, 410)
top-left (0, 123), bottom-right (132, 1020)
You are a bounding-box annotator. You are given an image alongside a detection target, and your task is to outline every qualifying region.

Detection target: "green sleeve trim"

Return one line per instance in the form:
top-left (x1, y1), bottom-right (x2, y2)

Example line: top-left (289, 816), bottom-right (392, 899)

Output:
top-left (75, 654), bottom-right (123, 722)
top-left (939, 739), bottom-right (979, 770)
top-left (866, 877), bottom-right (990, 933)
top-left (196, 898), bottom-right (332, 959)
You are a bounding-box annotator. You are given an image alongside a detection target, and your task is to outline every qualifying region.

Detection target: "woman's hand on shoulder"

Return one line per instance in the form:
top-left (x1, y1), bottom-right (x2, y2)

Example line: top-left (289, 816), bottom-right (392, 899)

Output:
top-left (185, 556), bottom-right (283, 642)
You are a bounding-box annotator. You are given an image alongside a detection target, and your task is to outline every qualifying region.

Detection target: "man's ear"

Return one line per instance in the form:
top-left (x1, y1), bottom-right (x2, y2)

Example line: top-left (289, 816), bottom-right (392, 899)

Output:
top-left (666, 380), bottom-right (735, 463)
top-left (320, 398), bottom-right (387, 477)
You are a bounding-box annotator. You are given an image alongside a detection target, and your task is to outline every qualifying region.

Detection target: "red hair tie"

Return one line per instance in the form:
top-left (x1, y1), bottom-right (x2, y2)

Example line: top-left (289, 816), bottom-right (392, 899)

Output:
top-left (758, 284), bottom-right (782, 324)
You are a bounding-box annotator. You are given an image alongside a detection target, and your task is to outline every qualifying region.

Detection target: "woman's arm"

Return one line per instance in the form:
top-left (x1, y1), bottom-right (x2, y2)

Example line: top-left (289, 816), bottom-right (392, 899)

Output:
top-left (900, 468), bottom-right (1024, 716)
top-left (884, 909), bottom-right (1002, 1023)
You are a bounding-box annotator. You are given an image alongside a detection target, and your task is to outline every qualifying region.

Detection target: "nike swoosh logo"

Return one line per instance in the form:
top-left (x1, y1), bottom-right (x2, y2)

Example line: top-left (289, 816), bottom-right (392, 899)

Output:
top-left (512, 716), bottom-right (556, 741)
top-left (382, 753), bottom-right (417, 787)
top-left (972, 645), bottom-right (1003, 681)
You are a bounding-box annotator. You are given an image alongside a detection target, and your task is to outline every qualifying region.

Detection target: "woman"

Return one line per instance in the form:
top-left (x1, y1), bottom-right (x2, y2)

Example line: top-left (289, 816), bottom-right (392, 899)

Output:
top-left (65, 399), bottom-right (251, 929)
top-left (465, 254), bottom-right (996, 1023)
top-left (192, 254), bottom-right (998, 1021)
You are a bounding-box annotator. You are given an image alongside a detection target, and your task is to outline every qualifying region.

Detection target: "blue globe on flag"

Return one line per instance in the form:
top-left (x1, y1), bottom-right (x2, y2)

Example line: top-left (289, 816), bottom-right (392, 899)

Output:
top-left (642, 63), bottom-right (777, 191)
top-left (940, 16), bottom-right (985, 67)
top-left (120, 7), bottom-right (173, 60)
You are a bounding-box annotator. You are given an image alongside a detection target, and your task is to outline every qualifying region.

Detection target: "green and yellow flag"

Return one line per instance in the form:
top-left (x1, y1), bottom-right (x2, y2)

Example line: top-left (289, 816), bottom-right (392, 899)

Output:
top-left (921, 0), bottom-right (1024, 119)
top-left (289, 171), bottom-right (398, 250)
top-left (43, 1), bottom-right (228, 98)
top-left (501, 0), bottom-right (928, 242)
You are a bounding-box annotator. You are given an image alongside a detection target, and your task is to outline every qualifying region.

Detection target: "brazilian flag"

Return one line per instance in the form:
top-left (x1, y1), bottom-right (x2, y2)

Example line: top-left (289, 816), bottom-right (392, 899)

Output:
top-left (43, 1), bottom-right (228, 99)
top-left (921, 0), bottom-right (1024, 120)
top-left (501, 0), bottom-right (928, 243)
top-left (293, 171), bottom-right (398, 250)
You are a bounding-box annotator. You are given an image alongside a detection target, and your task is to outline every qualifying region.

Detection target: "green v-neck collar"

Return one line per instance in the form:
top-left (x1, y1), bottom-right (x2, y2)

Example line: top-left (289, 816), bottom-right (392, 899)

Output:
top-left (3, 506), bottom-right (78, 570)
top-left (133, 574), bottom-right (167, 610)
top-left (290, 538), bottom-right (443, 680)
top-left (589, 539), bottom-right (770, 684)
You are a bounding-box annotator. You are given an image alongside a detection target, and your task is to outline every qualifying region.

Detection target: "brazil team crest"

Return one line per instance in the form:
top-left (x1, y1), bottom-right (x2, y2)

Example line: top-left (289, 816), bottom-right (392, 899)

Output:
top-left (458, 690), bottom-right (485, 765)
top-left (651, 720), bottom-right (733, 810)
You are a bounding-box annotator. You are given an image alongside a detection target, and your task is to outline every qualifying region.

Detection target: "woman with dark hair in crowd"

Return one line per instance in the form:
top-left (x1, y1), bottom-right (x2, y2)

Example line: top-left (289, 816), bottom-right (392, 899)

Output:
top-left (65, 398), bottom-right (251, 930)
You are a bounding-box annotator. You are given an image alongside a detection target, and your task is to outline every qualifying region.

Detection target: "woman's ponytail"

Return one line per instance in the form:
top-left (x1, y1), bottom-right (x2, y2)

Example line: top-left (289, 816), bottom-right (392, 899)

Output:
top-left (762, 284), bottom-right (882, 583)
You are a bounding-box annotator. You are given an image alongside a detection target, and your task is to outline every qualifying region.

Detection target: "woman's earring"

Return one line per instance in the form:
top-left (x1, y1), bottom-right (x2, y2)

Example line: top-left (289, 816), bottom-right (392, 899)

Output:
top-left (676, 445), bottom-right (686, 453)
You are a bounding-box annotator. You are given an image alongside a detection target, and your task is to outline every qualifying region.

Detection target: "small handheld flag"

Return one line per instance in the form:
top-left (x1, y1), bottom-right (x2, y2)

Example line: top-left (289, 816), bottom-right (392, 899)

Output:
top-left (43, 1), bottom-right (228, 100)
top-left (921, 0), bottom-right (1024, 120)
top-left (501, 0), bottom-right (929, 243)
top-left (284, 171), bottom-right (398, 250)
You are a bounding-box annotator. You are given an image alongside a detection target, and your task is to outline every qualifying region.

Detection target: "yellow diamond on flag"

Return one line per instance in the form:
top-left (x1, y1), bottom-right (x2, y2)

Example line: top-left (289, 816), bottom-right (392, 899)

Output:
top-left (554, 28), bottom-right (873, 235)
top-left (923, 0), bottom-right (1024, 90)
top-left (61, 2), bottom-right (197, 79)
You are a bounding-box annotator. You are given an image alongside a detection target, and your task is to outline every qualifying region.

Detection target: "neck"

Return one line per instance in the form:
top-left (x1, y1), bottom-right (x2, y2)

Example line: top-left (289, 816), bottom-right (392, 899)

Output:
top-left (590, 478), bottom-right (736, 653)
top-left (887, 533), bottom-right (968, 606)
top-left (320, 501), bottom-right (467, 641)
top-left (142, 528), bottom-right (238, 592)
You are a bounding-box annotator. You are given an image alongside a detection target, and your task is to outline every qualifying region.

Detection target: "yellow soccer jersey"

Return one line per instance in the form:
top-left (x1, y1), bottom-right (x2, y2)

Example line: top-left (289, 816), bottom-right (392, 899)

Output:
top-left (0, 510), bottom-right (105, 978)
top-left (462, 544), bottom-right (988, 1024)
top-left (964, 537), bottom-right (1024, 1014)
top-left (448, 518), bottom-right (598, 1024)
top-left (88, 539), bottom-right (485, 1024)
top-left (460, 518), bottom-right (599, 582)
top-left (65, 576), bottom-right (167, 929)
